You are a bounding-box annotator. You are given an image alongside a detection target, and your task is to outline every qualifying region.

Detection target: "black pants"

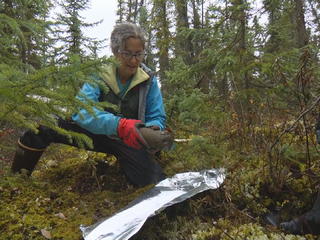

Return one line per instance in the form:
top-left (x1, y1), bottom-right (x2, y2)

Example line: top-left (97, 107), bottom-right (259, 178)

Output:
top-left (19, 119), bottom-right (165, 187)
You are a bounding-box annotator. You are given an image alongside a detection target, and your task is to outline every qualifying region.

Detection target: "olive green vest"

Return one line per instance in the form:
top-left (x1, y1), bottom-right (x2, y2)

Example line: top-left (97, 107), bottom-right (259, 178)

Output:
top-left (98, 64), bottom-right (153, 121)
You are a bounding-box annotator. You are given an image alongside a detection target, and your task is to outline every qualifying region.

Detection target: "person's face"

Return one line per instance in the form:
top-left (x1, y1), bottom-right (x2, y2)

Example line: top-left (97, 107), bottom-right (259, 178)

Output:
top-left (116, 37), bottom-right (145, 78)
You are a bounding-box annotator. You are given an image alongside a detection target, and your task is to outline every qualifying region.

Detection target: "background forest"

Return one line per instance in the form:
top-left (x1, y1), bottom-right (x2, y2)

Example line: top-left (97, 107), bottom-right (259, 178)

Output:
top-left (1, 0), bottom-right (320, 239)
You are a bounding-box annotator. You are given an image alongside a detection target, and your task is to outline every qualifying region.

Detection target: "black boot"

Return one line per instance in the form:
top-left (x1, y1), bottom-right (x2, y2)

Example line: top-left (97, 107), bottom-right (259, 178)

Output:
top-left (11, 146), bottom-right (44, 175)
top-left (280, 192), bottom-right (320, 235)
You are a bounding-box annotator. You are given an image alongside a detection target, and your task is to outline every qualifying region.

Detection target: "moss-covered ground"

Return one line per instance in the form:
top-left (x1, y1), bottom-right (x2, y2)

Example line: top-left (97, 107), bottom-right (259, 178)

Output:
top-left (1, 124), bottom-right (320, 240)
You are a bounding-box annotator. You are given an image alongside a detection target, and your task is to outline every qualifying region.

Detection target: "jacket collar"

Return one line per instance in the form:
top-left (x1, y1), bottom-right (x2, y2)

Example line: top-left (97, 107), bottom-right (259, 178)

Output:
top-left (99, 64), bottom-right (150, 96)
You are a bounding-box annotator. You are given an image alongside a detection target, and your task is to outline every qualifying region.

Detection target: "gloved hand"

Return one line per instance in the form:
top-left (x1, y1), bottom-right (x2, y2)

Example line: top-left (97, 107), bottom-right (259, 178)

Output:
top-left (139, 127), bottom-right (174, 153)
top-left (117, 118), bottom-right (147, 149)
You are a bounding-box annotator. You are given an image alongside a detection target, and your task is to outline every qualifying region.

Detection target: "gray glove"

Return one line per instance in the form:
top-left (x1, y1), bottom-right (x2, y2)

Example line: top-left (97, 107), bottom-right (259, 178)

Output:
top-left (138, 126), bottom-right (174, 153)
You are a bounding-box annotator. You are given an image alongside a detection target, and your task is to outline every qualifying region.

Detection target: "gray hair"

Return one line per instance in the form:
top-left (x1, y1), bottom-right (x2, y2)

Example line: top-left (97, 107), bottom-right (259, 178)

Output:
top-left (110, 22), bottom-right (146, 55)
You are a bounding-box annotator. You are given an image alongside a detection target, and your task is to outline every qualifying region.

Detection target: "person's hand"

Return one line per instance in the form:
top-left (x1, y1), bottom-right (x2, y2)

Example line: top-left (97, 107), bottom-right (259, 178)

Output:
top-left (138, 127), bottom-right (174, 153)
top-left (117, 118), bottom-right (146, 149)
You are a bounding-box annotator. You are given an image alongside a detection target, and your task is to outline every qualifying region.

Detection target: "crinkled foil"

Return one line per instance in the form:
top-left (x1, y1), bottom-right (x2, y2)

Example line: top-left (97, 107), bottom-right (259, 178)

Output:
top-left (80, 168), bottom-right (225, 240)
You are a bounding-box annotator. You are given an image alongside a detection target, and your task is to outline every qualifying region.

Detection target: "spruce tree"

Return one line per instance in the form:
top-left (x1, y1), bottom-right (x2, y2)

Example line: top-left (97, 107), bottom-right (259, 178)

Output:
top-left (0, 0), bottom-right (52, 69)
top-left (0, 0), bottom-right (107, 148)
top-left (54, 0), bottom-right (103, 63)
top-left (151, 0), bottom-right (172, 91)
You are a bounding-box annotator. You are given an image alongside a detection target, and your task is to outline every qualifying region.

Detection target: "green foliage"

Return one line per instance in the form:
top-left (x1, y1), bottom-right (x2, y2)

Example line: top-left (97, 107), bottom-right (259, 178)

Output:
top-left (176, 89), bottom-right (208, 125)
top-left (1, 0), bottom-right (320, 239)
top-left (0, 55), bottom-right (112, 148)
top-left (1, 0), bottom-right (52, 69)
top-left (0, 0), bottom-right (111, 148)
top-left (54, 0), bottom-right (104, 63)
top-left (0, 173), bottom-right (91, 239)
top-left (0, 144), bottom-right (151, 240)
top-left (193, 221), bottom-right (310, 240)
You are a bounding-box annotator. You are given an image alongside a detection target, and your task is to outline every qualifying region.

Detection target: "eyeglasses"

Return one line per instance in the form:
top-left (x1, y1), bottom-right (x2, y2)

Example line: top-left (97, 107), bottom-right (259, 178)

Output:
top-left (120, 51), bottom-right (145, 61)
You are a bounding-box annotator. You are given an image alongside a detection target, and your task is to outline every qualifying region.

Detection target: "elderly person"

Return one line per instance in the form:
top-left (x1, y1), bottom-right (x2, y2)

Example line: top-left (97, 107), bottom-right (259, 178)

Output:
top-left (11, 22), bottom-right (172, 187)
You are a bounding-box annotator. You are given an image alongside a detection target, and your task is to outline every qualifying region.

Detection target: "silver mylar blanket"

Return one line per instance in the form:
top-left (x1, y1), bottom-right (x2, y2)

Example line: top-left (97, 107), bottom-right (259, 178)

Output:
top-left (80, 168), bottom-right (225, 240)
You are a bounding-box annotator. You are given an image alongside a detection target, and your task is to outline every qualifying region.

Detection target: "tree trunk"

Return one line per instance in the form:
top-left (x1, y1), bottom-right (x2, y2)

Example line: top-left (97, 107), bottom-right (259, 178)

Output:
top-left (153, 0), bottom-right (171, 93)
top-left (191, 0), bottom-right (201, 29)
top-left (117, 0), bottom-right (125, 23)
top-left (174, 0), bottom-right (193, 65)
top-left (229, 0), bottom-right (251, 122)
top-left (191, 0), bottom-right (209, 92)
top-left (263, 0), bottom-right (282, 53)
top-left (307, 0), bottom-right (320, 33)
top-left (293, 0), bottom-right (309, 48)
top-left (127, 0), bottom-right (133, 22)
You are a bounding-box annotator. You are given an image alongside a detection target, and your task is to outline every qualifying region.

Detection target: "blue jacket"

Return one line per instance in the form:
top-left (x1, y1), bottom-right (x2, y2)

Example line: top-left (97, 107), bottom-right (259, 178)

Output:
top-left (72, 64), bottom-right (166, 136)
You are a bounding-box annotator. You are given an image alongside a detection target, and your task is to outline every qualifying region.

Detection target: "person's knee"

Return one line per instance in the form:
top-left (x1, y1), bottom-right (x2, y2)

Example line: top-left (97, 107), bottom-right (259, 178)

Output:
top-left (19, 126), bottom-right (51, 150)
top-left (19, 126), bottom-right (50, 149)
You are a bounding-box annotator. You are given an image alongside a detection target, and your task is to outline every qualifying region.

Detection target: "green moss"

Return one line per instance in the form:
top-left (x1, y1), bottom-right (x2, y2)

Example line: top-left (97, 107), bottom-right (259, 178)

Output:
top-left (1, 120), bottom-right (320, 240)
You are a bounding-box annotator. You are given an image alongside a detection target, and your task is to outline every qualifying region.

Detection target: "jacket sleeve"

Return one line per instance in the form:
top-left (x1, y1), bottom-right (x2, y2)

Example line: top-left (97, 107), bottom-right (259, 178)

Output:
top-left (144, 76), bottom-right (166, 130)
top-left (72, 83), bottom-right (120, 136)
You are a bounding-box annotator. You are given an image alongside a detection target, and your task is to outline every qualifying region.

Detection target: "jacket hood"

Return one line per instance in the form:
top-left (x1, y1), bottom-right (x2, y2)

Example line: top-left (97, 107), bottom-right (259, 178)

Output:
top-left (99, 64), bottom-right (150, 97)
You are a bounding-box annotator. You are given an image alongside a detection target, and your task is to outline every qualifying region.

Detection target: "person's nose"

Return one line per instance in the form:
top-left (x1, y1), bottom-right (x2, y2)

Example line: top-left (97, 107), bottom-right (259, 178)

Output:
top-left (129, 56), bottom-right (139, 65)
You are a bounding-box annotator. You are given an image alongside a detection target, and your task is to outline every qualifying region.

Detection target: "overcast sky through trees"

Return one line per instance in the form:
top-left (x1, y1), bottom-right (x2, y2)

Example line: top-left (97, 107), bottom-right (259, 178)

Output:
top-left (81, 0), bottom-right (118, 56)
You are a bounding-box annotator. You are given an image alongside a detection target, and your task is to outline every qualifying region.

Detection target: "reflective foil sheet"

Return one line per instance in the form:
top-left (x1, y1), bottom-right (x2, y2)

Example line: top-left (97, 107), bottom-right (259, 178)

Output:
top-left (80, 168), bottom-right (225, 240)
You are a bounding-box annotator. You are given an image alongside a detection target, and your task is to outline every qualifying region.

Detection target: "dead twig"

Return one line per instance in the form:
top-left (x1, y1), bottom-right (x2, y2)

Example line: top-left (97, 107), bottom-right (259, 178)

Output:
top-left (269, 95), bottom-right (320, 151)
top-left (268, 95), bottom-right (320, 182)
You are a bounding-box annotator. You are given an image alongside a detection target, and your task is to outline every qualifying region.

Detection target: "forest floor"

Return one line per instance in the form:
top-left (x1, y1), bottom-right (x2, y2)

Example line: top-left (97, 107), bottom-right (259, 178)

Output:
top-left (0, 126), bottom-right (319, 240)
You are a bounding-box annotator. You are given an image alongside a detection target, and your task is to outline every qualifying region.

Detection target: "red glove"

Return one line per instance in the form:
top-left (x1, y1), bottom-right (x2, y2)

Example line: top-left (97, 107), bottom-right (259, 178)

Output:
top-left (117, 118), bottom-right (146, 149)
